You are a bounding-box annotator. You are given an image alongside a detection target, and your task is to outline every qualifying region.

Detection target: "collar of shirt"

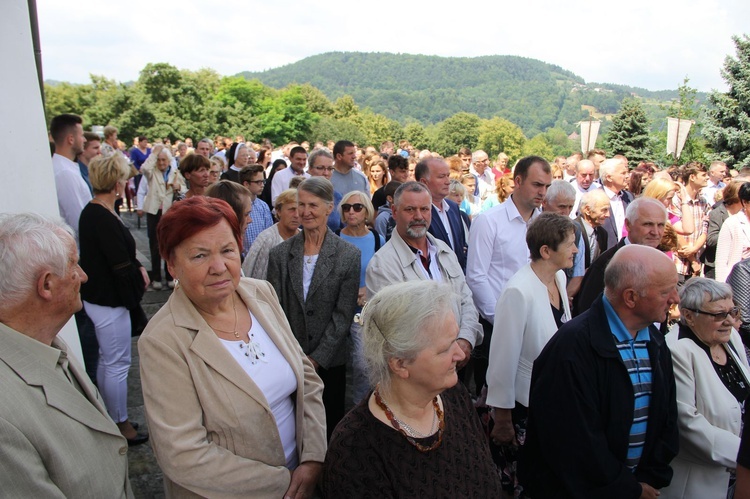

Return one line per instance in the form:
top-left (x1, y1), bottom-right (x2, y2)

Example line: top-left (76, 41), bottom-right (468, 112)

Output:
top-left (602, 295), bottom-right (650, 343)
top-left (52, 153), bottom-right (79, 171)
top-left (507, 194), bottom-right (541, 224)
top-left (432, 198), bottom-right (450, 214)
top-left (602, 185), bottom-right (621, 201)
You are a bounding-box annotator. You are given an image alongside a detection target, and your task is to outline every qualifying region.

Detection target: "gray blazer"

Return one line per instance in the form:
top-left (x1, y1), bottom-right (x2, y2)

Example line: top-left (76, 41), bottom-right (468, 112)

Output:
top-left (0, 323), bottom-right (132, 498)
top-left (267, 228), bottom-right (360, 369)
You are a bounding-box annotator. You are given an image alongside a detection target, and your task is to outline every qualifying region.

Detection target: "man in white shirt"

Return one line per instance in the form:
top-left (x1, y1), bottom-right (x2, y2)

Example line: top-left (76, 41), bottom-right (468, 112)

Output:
top-left (702, 161), bottom-right (727, 206)
top-left (466, 155), bottom-right (552, 393)
top-left (271, 146), bottom-right (310, 205)
top-left (470, 150), bottom-right (495, 201)
top-left (599, 158), bottom-right (634, 252)
top-left (331, 140), bottom-right (369, 197)
top-left (50, 114), bottom-right (92, 240)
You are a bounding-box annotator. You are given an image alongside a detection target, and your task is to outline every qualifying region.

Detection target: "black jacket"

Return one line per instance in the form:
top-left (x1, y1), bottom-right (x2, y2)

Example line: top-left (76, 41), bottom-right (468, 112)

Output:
top-left (520, 295), bottom-right (678, 498)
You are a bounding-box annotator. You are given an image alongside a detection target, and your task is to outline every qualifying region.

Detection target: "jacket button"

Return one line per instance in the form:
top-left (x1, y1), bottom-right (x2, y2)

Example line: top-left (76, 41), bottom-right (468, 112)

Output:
top-left (119, 447), bottom-right (127, 455)
top-left (306, 310), bottom-right (314, 316)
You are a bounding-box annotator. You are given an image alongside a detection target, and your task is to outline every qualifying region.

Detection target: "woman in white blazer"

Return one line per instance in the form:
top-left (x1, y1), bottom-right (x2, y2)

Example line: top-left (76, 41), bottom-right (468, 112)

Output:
top-left (715, 183), bottom-right (750, 282)
top-left (662, 278), bottom-right (750, 499)
top-left (485, 213), bottom-right (577, 495)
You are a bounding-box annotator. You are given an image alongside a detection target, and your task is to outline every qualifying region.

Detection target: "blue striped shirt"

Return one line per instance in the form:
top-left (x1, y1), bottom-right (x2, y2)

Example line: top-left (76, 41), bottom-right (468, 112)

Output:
top-left (243, 198), bottom-right (274, 258)
top-left (602, 295), bottom-right (652, 470)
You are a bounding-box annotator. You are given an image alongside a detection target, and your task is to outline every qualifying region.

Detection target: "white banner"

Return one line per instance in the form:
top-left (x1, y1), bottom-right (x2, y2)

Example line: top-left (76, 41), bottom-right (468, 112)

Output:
top-left (579, 120), bottom-right (601, 154)
top-left (666, 117), bottom-right (694, 159)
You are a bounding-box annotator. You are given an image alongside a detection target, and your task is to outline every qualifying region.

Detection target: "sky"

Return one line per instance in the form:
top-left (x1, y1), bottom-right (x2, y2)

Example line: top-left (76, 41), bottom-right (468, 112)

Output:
top-left (37, 0), bottom-right (748, 93)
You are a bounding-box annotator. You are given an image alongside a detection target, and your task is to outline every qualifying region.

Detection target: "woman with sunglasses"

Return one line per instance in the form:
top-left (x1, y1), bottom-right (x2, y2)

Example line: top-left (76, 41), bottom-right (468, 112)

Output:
top-left (338, 191), bottom-right (385, 404)
top-left (267, 177), bottom-right (360, 440)
top-left (662, 278), bottom-right (750, 499)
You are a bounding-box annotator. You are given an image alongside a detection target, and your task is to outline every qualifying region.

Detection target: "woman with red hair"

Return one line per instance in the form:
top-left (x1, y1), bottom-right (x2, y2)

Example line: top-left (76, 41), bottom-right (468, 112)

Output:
top-left (138, 196), bottom-right (326, 498)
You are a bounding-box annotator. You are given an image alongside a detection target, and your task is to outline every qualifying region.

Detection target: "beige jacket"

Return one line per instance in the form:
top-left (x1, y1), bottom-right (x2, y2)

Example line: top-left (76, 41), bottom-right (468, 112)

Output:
top-left (140, 152), bottom-right (180, 215)
top-left (138, 278), bottom-right (327, 498)
top-left (0, 323), bottom-right (133, 498)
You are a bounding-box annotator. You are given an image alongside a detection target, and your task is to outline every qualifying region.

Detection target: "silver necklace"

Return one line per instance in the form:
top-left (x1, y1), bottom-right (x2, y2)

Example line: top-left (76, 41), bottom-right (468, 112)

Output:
top-left (378, 393), bottom-right (438, 438)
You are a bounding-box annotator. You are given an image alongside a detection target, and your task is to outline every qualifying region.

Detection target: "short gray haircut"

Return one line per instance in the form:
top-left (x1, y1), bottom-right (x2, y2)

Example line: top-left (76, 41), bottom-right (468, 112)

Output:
top-left (308, 148), bottom-right (333, 168)
top-left (545, 179), bottom-right (576, 203)
top-left (599, 158), bottom-right (622, 180)
top-left (604, 255), bottom-right (649, 299)
top-left (339, 190), bottom-right (375, 224)
top-left (0, 213), bottom-right (74, 311)
top-left (198, 138), bottom-right (213, 148)
top-left (579, 189), bottom-right (609, 211)
top-left (472, 150), bottom-right (488, 162)
top-left (362, 281), bottom-right (460, 390)
top-left (678, 277), bottom-right (733, 325)
top-left (298, 176), bottom-right (334, 204)
top-left (625, 197), bottom-right (667, 224)
top-left (393, 181), bottom-right (430, 206)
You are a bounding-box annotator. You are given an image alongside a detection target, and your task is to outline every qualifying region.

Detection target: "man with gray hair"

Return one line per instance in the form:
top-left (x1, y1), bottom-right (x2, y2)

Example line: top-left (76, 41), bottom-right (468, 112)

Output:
top-left (0, 213), bottom-right (133, 497)
top-left (366, 181), bottom-right (483, 367)
top-left (470, 149), bottom-right (494, 200)
top-left (575, 197), bottom-right (668, 316)
top-left (599, 157), bottom-right (634, 251)
top-left (570, 159), bottom-right (600, 217)
top-left (574, 189), bottom-right (611, 270)
top-left (521, 244), bottom-right (679, 498)
top-left (543, 179), bottom-right (586, 300)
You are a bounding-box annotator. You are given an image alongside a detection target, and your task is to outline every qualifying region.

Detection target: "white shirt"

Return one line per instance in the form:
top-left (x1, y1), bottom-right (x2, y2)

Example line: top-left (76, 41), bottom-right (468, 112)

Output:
top-left (219, 311), bottom-right (298, 469)
top-left (411, 239), bottom-right (442, 281)
top-left (271, 167), bottom-right (309, 205)
top-left (302, 254), bottom-right (318, 301)
top-left (603, 185), bottom-right (625, 240)
top-left (471, 166), bottom-right (495, 201)
top-left (52, 153), bottom-right (92, 240)
top-left (702, 180), bottom-right (725, 206)
top-left (466, 197), bottom-right (540, 323)
top-left (433, 199), bottom-right (454, 249)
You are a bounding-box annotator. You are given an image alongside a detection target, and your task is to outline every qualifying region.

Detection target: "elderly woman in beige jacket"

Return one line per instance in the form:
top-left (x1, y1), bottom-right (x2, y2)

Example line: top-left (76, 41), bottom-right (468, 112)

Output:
top-left (139, 144), bottom-right (182, 289)
top-left (662, 278), bottom-right (750, 499)
top-left (138, 196), bottom-right (326, 498)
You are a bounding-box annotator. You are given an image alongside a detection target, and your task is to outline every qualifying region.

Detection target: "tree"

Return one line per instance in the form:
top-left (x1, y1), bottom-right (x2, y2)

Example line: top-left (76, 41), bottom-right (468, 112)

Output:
top-left (433, 112), bottom-right (481, 156)
top-left (704, 35), bottom-right (750, 169)
top-left (403, 122), bottom-right (430, 150)
top-left (309, 117), bottom-right (366, 145)
top-left (257, 86), bottom-right (318, 144)
top-left (476, 117), bottom-right (526, 162)
top-left (605, 98), bottom-right (653, 166)
top-left (522, 134), bottom-right (554, 159)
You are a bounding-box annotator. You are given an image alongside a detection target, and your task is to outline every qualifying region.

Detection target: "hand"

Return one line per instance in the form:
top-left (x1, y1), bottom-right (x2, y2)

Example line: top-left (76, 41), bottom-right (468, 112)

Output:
top-left (136, 210), bottom-right (144, 217)
top-left (639, 482), bottom-right (660, 499)
top-left (456, 339), bottom-right (472, 368)
top-left (284, 461), bottom-right (322, 499)
top-left (308, 356), bottom-right (319, 371)
top-left (151, 144), bottom-right (166, 155)
top-left (490, 410), bottom-right (517, 447)
top-left (357, 286), bottom-right (367, 307)
top-left (139, 266), bottom-right (150, 290)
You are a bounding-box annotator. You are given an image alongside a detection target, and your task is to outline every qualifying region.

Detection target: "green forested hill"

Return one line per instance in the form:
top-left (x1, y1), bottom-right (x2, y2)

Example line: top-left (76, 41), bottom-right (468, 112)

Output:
top-left (240, 52), bottom-right (701, 136)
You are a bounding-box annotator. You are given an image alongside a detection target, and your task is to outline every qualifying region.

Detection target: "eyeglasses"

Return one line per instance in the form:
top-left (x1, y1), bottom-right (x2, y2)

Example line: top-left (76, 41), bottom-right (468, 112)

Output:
top-left (248, 179), bottom-right (266, 185)
top-left (312, 166), bottom-right (335, 172)
top-left (684, 306), bottom-right (740, 321)
top-left (341, 203), bottom-right (365, 213)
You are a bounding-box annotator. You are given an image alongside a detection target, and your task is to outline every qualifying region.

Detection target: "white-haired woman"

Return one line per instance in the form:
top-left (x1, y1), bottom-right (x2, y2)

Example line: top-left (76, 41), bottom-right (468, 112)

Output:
top-left (322, 280), bottom-right (502, 498)
top-left (338, 190), bottom-right (385, 404)
top-left (79, 154), bottom-right (149, 445)
top-left (140, 144), bottom-right (181, 290)
top-left (662, 278), bottom-right (750, 499)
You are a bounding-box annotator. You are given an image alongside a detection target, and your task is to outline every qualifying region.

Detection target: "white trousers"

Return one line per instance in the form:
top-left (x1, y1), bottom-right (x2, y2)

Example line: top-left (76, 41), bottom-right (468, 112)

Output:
top-left (83, 301), bottom-right (131, 423)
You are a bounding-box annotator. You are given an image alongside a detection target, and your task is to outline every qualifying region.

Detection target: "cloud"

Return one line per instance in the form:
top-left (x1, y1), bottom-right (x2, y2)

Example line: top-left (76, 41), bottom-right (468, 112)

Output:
top-left (37, 0), bottom-right (747, 91)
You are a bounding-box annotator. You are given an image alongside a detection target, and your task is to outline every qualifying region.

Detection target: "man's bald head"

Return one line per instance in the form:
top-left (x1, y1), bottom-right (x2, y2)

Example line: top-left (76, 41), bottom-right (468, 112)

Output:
top-left (576, 160), bottom-right (596, 190)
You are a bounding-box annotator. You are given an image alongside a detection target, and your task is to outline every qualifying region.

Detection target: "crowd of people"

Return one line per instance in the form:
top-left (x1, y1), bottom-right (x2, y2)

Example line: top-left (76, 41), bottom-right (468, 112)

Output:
top-left (4, 110), bottom-right (750, 497)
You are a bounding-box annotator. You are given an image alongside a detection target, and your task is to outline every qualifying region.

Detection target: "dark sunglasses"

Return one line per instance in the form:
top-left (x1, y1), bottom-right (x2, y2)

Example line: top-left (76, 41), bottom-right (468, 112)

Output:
top-left (683, 306), bottom-right (740, 322)
top-left (341, 203), bottom-right (365, 213)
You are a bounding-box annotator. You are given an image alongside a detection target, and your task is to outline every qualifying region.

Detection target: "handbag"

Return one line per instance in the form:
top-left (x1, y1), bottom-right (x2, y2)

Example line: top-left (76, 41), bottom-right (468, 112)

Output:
top-left (130, 304), bottom-right (149, 337)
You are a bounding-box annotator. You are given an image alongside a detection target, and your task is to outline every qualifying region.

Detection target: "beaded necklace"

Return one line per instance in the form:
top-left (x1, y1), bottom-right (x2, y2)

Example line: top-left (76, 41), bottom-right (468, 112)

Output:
top-left (373, 386), bottom-right (444, 452)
